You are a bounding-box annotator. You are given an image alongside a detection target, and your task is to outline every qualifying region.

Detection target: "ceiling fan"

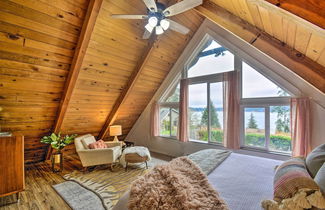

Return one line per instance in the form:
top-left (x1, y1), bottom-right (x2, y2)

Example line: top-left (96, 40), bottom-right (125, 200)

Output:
top-left (111, 0), bottom-right (203, 39)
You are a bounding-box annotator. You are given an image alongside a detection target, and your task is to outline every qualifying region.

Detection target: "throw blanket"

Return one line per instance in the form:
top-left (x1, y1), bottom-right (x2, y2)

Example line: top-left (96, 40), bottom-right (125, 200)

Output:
top-left (128, 157), bottom-right (228, 210)
top-left (120, 146), bottom-right (151, 167)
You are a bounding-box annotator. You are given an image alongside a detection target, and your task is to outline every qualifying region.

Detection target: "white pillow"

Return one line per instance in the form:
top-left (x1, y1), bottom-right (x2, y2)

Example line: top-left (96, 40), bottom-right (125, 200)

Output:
top-left (81, 136), bottom-right (96, 149)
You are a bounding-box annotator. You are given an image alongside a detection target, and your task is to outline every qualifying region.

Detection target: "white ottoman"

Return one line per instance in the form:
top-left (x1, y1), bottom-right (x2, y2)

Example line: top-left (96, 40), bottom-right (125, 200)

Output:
top-left (120, 146), bottom-right (151, 171)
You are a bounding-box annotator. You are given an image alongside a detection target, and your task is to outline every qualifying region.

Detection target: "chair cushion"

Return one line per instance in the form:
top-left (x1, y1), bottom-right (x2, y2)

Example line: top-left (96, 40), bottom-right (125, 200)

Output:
top-left (315, 163), bottom-right (325, 194)
top-left (81, 136), bottom-right (96, 149)
top-left (88, 140), bottom-right (108, 149)
top-left (306, 144), bottom-right (325, 177)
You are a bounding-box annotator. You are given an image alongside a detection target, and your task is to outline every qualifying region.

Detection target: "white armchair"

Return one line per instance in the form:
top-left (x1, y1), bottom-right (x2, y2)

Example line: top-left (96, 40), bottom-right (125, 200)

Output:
top-left (75, 134), bottom-right (123, 168)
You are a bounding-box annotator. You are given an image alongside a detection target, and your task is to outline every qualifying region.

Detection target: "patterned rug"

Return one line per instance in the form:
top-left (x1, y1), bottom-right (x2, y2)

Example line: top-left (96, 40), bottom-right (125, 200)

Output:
top-left (60, 158), bottom-right (167, 209)
top-left (54, 149), bottom-right (231, 210)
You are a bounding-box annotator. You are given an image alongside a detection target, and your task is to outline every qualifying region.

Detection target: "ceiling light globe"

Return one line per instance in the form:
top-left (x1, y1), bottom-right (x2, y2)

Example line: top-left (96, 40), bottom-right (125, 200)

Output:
top-left (145, 23), bottom-right (154, 33)
top-left (148, 16), bottom-right (158, 27)
top-left (155, 26), bottom-right (164, 35)
top-left (160, 19), bottom-right (170, 30)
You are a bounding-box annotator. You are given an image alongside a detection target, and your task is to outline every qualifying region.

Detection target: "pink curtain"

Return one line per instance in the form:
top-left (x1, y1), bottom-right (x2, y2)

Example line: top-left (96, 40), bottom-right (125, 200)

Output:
top-left (291, 98), bottom-right (311, 157)
top-left (223, 71), bottom-right (240, 150)
top-left (178, 79), bottom-right (189, 142)
top-left (151, 101), bottom-right (159, 137)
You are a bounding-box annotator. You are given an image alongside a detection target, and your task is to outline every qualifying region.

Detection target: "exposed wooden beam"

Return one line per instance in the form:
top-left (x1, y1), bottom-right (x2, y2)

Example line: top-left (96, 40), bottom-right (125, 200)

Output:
top-left (264, 0), bottom-right (325, 29)
top-left (195, 1), bottom-right (325, 93)
top-left (97, 35), bottom-right (158, 140)
top-left (46, 0), bottom-right (103, 160)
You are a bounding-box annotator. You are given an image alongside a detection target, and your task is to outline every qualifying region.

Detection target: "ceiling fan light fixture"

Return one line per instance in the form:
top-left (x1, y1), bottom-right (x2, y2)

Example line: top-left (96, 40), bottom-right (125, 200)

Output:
top-left (155, 25), bottom-right (164, 35)
top-left (160, 19), bottom-right (170, 30)
top-left (148, 16), bottom-right (158, 27)
top-left (145, 23), bottom-right (154, 33)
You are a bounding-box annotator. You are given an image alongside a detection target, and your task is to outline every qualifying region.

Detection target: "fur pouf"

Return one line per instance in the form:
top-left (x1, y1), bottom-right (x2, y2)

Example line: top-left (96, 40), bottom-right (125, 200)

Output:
top-left (128, 157), bottom-right (228, 210)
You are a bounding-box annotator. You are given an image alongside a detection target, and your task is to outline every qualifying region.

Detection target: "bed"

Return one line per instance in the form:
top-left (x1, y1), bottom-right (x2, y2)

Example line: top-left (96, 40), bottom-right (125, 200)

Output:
top-left (113, 151), bottom-right (282, 210)
top-left (208, 153), bottom-right (282, 210)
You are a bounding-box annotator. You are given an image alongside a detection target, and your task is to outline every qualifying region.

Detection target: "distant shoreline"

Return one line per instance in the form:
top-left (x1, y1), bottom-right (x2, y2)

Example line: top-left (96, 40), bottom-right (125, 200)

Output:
top-left (189, 107), bottom-right (288, 112)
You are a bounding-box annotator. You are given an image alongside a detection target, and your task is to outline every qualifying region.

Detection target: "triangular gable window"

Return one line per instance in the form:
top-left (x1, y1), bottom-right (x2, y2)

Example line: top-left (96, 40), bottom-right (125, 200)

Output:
top-left (242, 62), bottom-right (291, 98)
top-left (165, 83), bottom-right (180, 102)
top-left (187, 40), bottom-right (234, 78)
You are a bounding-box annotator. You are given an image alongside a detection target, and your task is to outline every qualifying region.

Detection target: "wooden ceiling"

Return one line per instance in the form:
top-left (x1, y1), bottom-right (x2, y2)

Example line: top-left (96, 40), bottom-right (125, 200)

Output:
top-left (264, 0), bottom-right (325, 29)
top-left (0, 0), bottom-right (324, 163)
top-left (0, 0), bottom-right (203, 163)
top-left (209, 0), bottom-right (325, 67)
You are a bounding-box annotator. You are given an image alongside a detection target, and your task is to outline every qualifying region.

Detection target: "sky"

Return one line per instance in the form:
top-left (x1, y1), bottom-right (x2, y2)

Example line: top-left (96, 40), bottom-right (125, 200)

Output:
top-left (187, 40), bottom-right (288, 108)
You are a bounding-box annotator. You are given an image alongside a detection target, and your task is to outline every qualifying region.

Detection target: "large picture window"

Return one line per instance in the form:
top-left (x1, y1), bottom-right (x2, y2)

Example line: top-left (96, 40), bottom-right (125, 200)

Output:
top-left (188, 81), bottom-right (224, 143)
top-left (186, 39), bottom-right (233, 144)
top-left (241, 62), bottom-right (292, 153)
top-left (158, 37), bottom-right (294, 154)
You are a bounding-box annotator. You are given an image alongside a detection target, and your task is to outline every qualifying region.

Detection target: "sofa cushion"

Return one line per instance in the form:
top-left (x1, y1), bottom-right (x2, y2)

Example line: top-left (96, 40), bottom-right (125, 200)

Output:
top-left (306, 144), bottom-right (325, 177)
top-left (315, 163), bottom-right (325, 194)
top-left (81, 136), bottom-right (96, 149)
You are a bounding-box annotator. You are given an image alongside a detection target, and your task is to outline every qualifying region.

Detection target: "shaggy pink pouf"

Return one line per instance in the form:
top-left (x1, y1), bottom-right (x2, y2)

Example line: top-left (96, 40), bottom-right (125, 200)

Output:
top-left (128, 157), bottom-right (228, 210)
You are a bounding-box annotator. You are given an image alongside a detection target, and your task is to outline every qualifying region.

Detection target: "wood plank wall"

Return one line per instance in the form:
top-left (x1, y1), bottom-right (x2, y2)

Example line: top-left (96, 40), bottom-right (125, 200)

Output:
top-left (60, 0), bottom-right (150, 142)
top-left (60, 0), bottom-right (203, 154)
top-left (0, 0), bottom-right (89, 164)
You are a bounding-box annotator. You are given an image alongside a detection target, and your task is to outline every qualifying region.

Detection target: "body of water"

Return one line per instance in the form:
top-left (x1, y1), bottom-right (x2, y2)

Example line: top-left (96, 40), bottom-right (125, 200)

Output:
top-left (190, 110), bottom-right (281, 134)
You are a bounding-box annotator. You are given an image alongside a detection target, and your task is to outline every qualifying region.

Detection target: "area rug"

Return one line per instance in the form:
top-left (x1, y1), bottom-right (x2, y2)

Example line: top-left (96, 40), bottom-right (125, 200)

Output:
top-left (53, 181), bottom-right (106, 210)
top-left (57, 157), bottom-right (167, 210)
top-left (54, 150), bottom-right (231, 210)
top-left (188, 149), bottom-right (232, 175)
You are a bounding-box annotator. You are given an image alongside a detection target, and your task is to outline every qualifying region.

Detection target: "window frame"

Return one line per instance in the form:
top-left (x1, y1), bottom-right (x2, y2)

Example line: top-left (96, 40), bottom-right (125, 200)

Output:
top-left (240, 101), bottom-right (292, 154)
top-left (188, 73), bottom-right (226, 144)
top-left (159, 102), bottom-right (179, 139)
top-left (238, 60), bottom-right (293, 154)
top-left (184, 40), bottom-right (239, 144)
top-left (156, 23), bottom-right (301, 155)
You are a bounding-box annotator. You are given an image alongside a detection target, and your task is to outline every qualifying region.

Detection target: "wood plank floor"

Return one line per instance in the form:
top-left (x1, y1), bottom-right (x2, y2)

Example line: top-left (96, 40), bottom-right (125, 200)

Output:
top-left (0, 152), bottom-right (172, 210)
top-left (0, 155), bottom-right (82, 210)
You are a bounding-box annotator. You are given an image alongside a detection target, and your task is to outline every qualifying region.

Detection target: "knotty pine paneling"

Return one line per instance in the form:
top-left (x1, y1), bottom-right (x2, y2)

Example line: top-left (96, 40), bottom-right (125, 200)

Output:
top-left (209, 0), bottom-right (325, 67)
top-left (60, 0), bottom-right (203, 150)
top-left (110, 9), bottom-right (204, 141)
top-left (0, 0), bottom-right (88, 164)
top-left (60, 0), bottom-right (150, 142)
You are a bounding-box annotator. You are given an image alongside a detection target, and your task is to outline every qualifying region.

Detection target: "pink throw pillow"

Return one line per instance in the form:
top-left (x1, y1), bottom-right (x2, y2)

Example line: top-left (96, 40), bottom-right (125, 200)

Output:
top-left (88, 140), bottom-right (107, 149)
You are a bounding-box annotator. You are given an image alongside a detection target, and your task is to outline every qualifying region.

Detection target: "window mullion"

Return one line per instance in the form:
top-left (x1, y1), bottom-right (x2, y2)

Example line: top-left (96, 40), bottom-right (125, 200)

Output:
top-left (207, 83), bottom-right (211, 143)
top-left (170, 108), bottom-right (172, 137)
top-left (265, 106), bottom-right (270, 151)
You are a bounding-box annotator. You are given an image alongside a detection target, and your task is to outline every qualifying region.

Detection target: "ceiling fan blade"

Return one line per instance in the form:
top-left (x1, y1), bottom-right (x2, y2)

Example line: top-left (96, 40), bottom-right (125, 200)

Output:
top-left (163, 0), bottom-right (202, 17)
top-left (142, 0), bottom-right (157, 12)
top-left (142, 29), bottom-right (152, 39)
top-left (168, 19), bottom-right (190, 35)
top-left (111, 14), bottom-right (148, 19)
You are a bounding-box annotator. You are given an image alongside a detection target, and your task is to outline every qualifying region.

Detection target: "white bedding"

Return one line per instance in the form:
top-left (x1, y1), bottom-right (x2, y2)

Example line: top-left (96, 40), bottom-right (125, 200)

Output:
top-left (113, 152), bottom-right (283, 210)
top-left (207, 153), bottom-right (282, 210)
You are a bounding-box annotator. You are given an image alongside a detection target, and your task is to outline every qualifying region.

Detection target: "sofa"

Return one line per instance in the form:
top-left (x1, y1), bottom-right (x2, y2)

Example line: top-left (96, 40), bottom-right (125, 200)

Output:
top-left (75, 134), bottom-right (123, 167)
